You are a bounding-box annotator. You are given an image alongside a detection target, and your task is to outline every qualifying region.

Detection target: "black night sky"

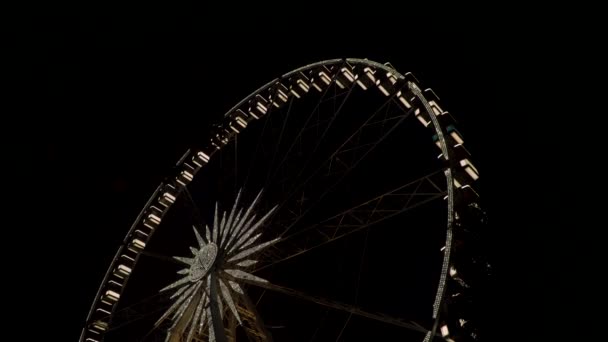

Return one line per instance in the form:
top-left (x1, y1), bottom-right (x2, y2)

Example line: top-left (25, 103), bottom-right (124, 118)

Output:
top-left (23, 14), bottom-right (537, 342)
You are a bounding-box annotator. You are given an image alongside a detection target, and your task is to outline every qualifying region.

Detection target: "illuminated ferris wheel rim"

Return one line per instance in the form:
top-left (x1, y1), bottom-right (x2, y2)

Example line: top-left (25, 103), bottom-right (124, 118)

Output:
top-left (80, 58), bottom-right (481, 342)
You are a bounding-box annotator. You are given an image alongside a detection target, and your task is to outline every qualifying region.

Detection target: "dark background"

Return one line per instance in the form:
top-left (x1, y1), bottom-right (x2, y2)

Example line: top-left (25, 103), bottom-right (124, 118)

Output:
top-left (19, 14), bottom-right (538, 341)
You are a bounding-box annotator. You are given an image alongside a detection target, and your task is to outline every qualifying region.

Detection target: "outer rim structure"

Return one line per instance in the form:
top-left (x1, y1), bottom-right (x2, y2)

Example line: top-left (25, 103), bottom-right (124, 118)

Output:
top-left (80, 58), bottom-right (480, 342)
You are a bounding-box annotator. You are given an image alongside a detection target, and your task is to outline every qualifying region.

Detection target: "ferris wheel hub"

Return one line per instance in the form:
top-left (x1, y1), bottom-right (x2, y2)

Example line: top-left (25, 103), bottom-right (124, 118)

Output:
top-left (188, 242), bottom-right (218, 282)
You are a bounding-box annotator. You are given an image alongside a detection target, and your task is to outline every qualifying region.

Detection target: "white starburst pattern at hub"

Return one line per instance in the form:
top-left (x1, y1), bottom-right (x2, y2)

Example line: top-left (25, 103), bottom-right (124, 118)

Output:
top-left (157, 189), bottom-right (279, 342)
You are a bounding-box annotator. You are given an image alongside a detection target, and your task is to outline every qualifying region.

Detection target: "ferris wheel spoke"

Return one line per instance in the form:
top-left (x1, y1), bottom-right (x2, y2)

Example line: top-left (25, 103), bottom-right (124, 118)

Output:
top-left (140, 250), bottom-right (184, 264)
top-left (263, 96), bottom-right (295, 188)
top-left (80, 60), bottom-right (483, 342)
top-left (266, 62), bottom-right (346, 186)
top-left (241, 279), bottom-right (431, 336)
top-left (281, 82), bottom-right (357, 191)
top-left (256, 170), bottom-right (446, 271)
top-left (242, 97), bottom-right (274, 192)
top-left (272, 93), bottom-right (415, 239)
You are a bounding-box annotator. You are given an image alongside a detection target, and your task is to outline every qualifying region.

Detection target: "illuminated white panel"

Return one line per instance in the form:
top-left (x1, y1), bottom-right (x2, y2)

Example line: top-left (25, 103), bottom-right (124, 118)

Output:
top-left (116, 264), bottom-right (132, 277)
top-left (386, 72), bottom-right (397, 84)
top-left (297, 79), bottom-right (310, 92)
top-left (85, 338), bottom-right (100, 342)
top-left (249, 95), bottom-right (269, 119)
top-left (319, 70), bottom-right (332, 85)
top-left (193, 152), bottom-right (209, 166)
top-left (415, 108), bottom-right (431, 127)
top-left (135, 229), bottom-right (148, 237)
top-left (148, 213), bottom-right (161, 224)
top-left (450, 130), bottom-right (464, 144)
top-left (311, 79), bottom-right (323, 92)
top-left (120, 254), bottom-right (134, 262)
top-left (92, 321), bottom-right (108, 331)
top-left (440, 324), bottom-right (449, 337)
top-left (132, 239), bottom-right (146, 249)
top-left (143, 219), bottom-right (158, 229)
top-left (95, 308), bottom-right (111, 315)
top-left (429, 100), bottom-right (444, 115)
top-left (88, 328), bottom-right (101, 335)
top-left (229, 123), bottom-right (241, 133)
top-left (290, 86), bottom-right (302, 98)
top-left (235, 117), bottom-right (247, 128)
top-left (256, 102), bottom-right (268, 113)
top-left (460, 159), bottom-right (479, 180)
top-left (182, 170), bottom-right (193, 181)
top-left (396, 90), bottom-right (411, 108)
top-left (276, 83), bottom-right (289, 103)
top-left (376, 79), bottom-right (390, 96)
top-left (162, 191), bottom-right (176, 204)
top-left (364, 67), bottom-right (376, 82)
top-left (177, 170), bottom-right (194, 185)
top-left (449, 266), bottom-right (457, 277)
top-left (341, 67), bottom-right (356, 82)
top-left (335, 79), bottom-right (345, 89)
top-left (454, 178), bottom-right (462, 188)
top-left (356, 79), bottom-right (368, 90)
top-left (356, 67), bottom-right (375, 90)
top-left (104, 290), bottom-right (120, 302)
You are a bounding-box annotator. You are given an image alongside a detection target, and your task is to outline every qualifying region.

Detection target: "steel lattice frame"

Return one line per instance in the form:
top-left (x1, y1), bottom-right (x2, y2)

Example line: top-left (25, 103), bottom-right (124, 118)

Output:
top-left (80, 58), bottom-right (482, 342)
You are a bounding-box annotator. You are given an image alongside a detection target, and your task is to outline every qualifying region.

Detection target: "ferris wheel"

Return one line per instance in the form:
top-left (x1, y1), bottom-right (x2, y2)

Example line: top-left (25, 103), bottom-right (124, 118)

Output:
top-left (80, 58), bottom-right (488, 342)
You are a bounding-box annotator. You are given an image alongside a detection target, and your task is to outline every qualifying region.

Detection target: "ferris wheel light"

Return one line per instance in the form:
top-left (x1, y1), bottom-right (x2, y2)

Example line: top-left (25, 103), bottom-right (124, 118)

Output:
top-left (95, 307), bottom-right (111, 316)
top-left (120, 253), bottom-right (134, 263)
top-left (396, 90), bottom-right (412, 108)
top-left (364, 67), bottom-right (376, 82)
top-left (290, 86), bottom-right (302, 98)
top-left (376, 71), bottom-right (400, 96)
top-left (356, 79), bottom-right (368, 90)
top-left (415, 108), bottom-right (432, 127)
top-left (116, 264), bottom-right (132, 278)
top-left (428, 100), bottom-right (444, 116)
top-left (249, 94), bottom-right (269, 119)
top-left (131, 239), bottom-right (146, 250)
top-left (92, 320), bottom-right (108, 331)
top-left (134, 229), bottom-right (149, 239)
top-left (271, 82), bottom-right (290, 108)
top-left (297, 78), bottom-right (310, 92)
top-left (318, 67), bottom-right (332, 85)
top-left (376, 80), bottom-right (390, 96)
top-left (104, 290), bottom-right (120, 302)
top-left (460, 159), bottom-right (479, 180)
top-left (256, 102), bottom-right (268, 114)
top-left (440, 324), bottom-right (450, 337)
top-left (235, 116), bottom-right (248, 128)
top-left (311, 79), bottom-right (323, 92)
top-left (148, 213), bottom-right (161, 224)
top-left (196, 151), bottom-right (210, 164)
top-left (341, 67), bottom-right (356, 83)
top-left (446, 125), bottom-right (464, 145)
